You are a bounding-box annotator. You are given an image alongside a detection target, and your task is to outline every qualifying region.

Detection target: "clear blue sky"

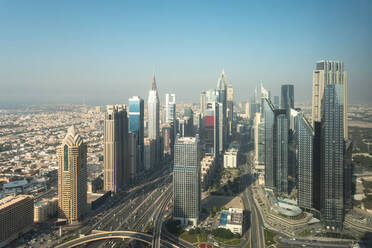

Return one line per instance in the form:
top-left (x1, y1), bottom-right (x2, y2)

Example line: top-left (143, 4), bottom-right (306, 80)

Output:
top-left (1, 0), bottom-right (371, 105)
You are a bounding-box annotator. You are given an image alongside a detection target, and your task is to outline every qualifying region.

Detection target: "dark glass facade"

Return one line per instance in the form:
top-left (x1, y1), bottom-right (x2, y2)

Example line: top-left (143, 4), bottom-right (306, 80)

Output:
top-left (320, 84), bottom-right (344, 231)
top-left (281, 84), bottom-right (294, 112)
top-left (129, 97), bottom-right (144, 172)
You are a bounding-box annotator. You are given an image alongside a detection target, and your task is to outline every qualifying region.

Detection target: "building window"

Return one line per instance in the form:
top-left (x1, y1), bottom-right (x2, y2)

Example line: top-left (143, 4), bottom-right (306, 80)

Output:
top-left (64, 145), bottom-right (69, 171)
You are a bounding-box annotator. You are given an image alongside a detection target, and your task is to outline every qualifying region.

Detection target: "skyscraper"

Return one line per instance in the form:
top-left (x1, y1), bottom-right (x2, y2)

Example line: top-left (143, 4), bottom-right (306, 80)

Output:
top-left (148, 74), bottom-right (160, 166)
top-left (254, 112), bottom-right (265, 170)
top-left (104, 105), bottom-right (129, 193)
top-left (273, 95), bottom-right (280, 108)
top-left (200, 91), bottom-right (206, 116)
top-left (129, 96), bottom-right (144, 172)
top-left (320, 84), bottom-right (344, 231)
top-left (312, 60), bottom-right (348, 139)
top-left (264, 98), bottom-right (289, 194)
top-left (264, 99), bottom-right (276, 188)
top-left (281, 84), bottom-right (294, 112)
top-left (148, 74), bottom-right (160, 140)
top-left (58, 126), bottom-right (87, 223)
top-left (162, 123), bottom-right (174, 156)
top-left (217, 69), bottom-right (227, 151)
top-left (296, 113), bottom-right (314, 210)
top-left (128, 132), bottom-right (137, 182)
top-left (173, 136), bottom-right (200, 227)
top-left (204, 102), bottom-right (219, 155)
top-left (227, 83), bottom-right (234, 137)
top-left (165, 93), bottom-right (176, 123)
top-left (275, 112), bottom-right (288, 194)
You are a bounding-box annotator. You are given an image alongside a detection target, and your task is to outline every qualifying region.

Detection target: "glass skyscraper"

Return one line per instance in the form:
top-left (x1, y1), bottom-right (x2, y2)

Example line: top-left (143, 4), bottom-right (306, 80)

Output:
top-left (312, 60), bottom-right (348, 139)
top-left (129, 96), bottom-right (144, 171)
top-left (281, 84), bottom-right (294, 112)
top-left (264, 99), bottom-right (275, 188)
top-left (296, 113), bottom-right (314, 210)
top-left (275, 113), bottom-right (288, 194)
top-left (320, 84), bottom-right (344, 231)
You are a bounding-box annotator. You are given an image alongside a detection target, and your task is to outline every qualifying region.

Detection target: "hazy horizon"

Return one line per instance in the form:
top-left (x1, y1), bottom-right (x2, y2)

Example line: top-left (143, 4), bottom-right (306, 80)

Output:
top-left (1, 1), bottom-right (372, 105)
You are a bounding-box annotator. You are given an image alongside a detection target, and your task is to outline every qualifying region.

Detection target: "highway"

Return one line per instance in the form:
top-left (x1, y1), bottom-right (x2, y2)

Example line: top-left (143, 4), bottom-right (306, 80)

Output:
top-left (54, 169), bottom-right (172, 248)
top-left (152, 188), bottom-right (172, 248)
top-left (55, 230), bottom-right (179, 248)
top-left (274, 236), bottom-right (353, 247)
top-left (242, 186), bottom-right (265, 248)
top-left (99, 179), bottom-right (172, 247)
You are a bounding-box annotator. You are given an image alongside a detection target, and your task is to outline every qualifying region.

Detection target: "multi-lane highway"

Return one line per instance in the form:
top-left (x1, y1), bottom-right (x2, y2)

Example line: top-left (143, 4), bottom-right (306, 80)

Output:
top-left (55, 230), bottom-right (179, 248)
top-left (152, 188), bottom-right (172, 248)
top-left (242, 186), bottom-right (265, 248)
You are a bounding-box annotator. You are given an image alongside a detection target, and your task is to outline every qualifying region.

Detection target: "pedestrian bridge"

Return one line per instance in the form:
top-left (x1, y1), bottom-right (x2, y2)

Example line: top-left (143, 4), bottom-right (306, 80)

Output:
top-left (55, 230), bottom-right (179, 248)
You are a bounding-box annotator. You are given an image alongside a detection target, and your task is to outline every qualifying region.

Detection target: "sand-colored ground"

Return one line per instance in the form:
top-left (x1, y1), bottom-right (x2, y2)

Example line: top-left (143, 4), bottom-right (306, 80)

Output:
top-left (201, 195), bottom-right (243, 211)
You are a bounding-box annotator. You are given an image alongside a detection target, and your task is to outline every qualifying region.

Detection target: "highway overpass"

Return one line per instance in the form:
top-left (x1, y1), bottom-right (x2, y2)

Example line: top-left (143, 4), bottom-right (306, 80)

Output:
top-left (55, 230), bottom-right (179, 248)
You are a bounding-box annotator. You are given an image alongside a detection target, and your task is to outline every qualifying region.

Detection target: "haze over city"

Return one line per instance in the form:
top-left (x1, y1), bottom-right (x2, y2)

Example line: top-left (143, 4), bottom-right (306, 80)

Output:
top-left (1, 0), bottom-right (372, 105)
top-left (1, 1), bottom-right (372, 248)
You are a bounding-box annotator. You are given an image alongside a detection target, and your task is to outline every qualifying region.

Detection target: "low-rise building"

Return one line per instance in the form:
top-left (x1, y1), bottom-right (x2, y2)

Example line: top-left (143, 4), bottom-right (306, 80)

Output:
top-left (87, 176), bottom-right (103, 193)
top-left (224, 149), bottom-right (238, 168)
top-left (0, 195), bottom-right (34, 247)
top-left (219, 208), bottom-right (243, 235)
top-left (201, 155), bottom-right (215, 190)
top-left (224, 142), bottom-right (241, 169)
top-left (34, 197), bottom-right (58, 223)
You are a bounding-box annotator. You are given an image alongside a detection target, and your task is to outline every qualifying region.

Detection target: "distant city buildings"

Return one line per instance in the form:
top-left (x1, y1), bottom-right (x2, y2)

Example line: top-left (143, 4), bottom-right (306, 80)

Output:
top-left (173, 136), bottom-right (200, 227)
top-left (165, 93), bottom-right (176, 124)
top-left (227, 83), bottom-right (234, 137)
top-left (200, 91), bottom-right (206, 116)
top-left (57, 126), bottom-right (87, 223)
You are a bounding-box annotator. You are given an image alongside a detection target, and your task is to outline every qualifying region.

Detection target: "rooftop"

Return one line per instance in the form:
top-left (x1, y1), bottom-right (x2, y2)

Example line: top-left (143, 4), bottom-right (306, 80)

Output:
top-left (0, 195), bottom-right (32, 211)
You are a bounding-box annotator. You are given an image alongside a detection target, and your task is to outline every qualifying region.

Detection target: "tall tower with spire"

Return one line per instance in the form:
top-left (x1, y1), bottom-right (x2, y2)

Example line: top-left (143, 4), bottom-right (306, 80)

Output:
top-left (148, 73), bottom-right (160, 165)
top-left (216, 69), bottom-right (227, 153)
top-left (148, 73), bottom-right (160, 140)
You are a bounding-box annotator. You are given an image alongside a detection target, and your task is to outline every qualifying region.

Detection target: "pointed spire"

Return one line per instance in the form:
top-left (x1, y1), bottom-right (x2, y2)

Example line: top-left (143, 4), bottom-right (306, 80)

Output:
top-left (217, 68), bottom-right (227, 90)
top-left (151, 73), bottom-right (157, 91)
top-left (67, 125), bottom-right (76, 136)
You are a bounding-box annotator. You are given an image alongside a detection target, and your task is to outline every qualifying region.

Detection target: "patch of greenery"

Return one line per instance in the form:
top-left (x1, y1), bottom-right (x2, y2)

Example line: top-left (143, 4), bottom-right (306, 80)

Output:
top-left (180, 232), bottom-right (198, 243)
top-left (165, 220), bottom-right (183, 236)
top-left (180, 228), bottom-right (209, 244)
top-left (214, 236), bottom-right (242, 246)
top-left (264, 229), bottom-right (276, 246)
top-left (298, 230), bottom-right (311, 237)
top-left (212, 228), bottom-right (239, 239)
top-left (362, 195), bottom-right (372, 209)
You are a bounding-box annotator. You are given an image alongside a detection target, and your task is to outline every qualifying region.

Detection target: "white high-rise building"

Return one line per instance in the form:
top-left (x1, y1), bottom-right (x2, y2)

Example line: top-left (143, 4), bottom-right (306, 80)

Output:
top-left (173, 136), bottom-right (200, 227)
top-left (165, 93), bottom-right (176, 123)
top-left (148, 74), bottom-right (160, 140)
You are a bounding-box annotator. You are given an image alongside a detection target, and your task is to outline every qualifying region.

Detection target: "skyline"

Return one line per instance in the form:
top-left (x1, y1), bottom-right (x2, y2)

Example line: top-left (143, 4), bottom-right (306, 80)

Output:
top-left (1, 0), bottom-right (372, 105)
